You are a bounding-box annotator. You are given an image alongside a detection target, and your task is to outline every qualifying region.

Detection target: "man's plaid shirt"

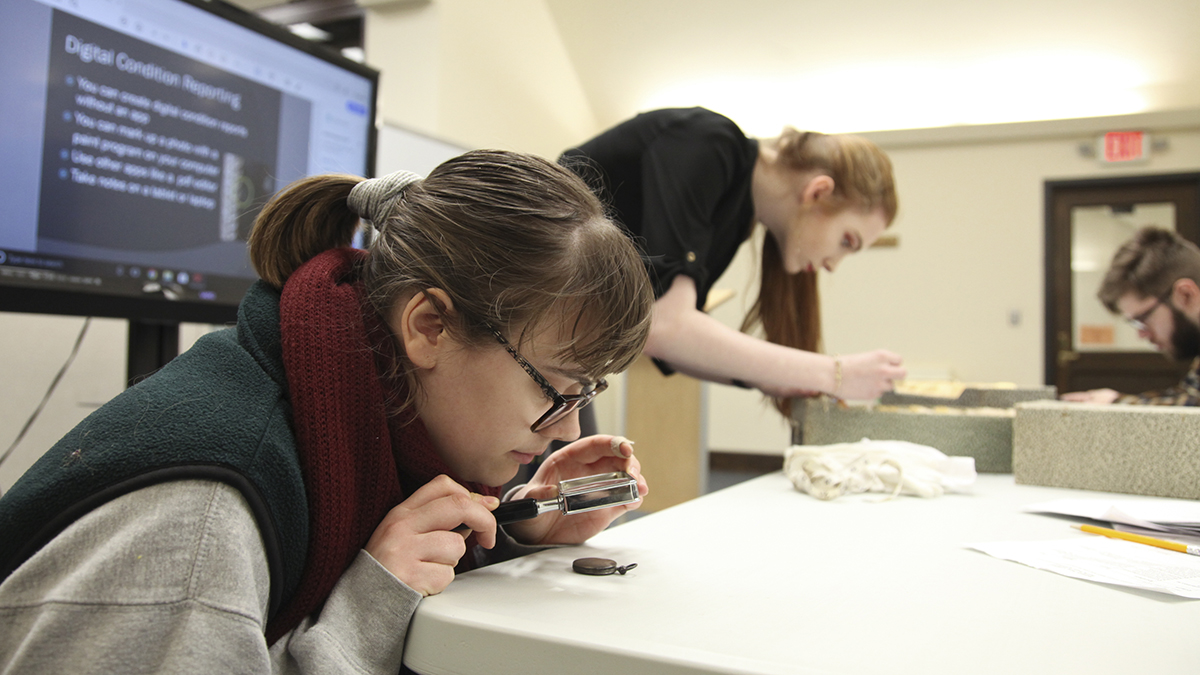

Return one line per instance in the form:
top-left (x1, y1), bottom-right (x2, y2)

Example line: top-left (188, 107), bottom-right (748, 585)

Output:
top-left (1116, 357), bottom-right (1200, 405)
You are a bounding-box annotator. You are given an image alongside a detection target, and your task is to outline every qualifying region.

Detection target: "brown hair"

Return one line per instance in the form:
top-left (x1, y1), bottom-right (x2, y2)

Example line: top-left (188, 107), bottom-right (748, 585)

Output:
top-left (1098, 226), bottom-right (1200, 312)
top-left (743, 129), bottom-right (897, 416)
top-left (249, 149), bottom-right (653, 409)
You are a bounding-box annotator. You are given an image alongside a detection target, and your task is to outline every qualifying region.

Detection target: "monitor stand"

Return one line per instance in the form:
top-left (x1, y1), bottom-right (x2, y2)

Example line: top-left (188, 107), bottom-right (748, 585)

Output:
top-left (127, 319), bottom-right (180, 387)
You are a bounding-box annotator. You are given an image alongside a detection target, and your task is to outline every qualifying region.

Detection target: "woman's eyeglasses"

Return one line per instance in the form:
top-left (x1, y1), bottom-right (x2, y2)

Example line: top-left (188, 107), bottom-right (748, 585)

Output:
top-left (489, 326), bottom-right (608, 432)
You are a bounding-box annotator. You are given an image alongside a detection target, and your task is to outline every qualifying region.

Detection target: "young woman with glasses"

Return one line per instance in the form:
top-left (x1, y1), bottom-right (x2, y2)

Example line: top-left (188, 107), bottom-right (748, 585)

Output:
top-left (0, 150), bottom-right (653, 672)
top-left (561, 107), bottom-right (906, 417)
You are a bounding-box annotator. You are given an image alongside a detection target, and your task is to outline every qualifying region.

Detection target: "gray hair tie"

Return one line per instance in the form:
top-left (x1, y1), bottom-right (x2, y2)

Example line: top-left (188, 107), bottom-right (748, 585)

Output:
top-left (348, 170), bottom-right (423, 228)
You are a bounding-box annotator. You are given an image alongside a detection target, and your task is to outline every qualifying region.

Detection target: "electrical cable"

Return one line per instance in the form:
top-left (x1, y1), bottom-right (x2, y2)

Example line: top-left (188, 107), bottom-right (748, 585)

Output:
top-left (0, 317), bottom-right (91, 475)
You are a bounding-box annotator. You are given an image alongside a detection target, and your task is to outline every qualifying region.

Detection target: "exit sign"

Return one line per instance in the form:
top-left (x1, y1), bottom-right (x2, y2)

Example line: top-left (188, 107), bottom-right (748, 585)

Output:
top-left (1099, 131), bottom-right (1149, 163)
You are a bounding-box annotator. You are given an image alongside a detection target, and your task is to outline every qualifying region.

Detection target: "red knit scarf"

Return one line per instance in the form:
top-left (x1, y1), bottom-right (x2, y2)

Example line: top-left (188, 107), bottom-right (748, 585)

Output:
top-left (266, 248), bottom-right (500, 643)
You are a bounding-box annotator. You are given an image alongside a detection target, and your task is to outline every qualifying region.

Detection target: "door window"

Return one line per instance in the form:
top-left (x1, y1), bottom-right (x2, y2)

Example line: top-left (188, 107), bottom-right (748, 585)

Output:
top-left (1071, 202), bottom-right (1176, 353)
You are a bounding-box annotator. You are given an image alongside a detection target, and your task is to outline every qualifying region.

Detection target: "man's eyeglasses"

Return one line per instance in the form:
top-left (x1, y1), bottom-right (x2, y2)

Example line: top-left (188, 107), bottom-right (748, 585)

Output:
top-left (489, 326), bottom-right (608, 432)
top-left (1126, 287), bottom-right (1175, 332)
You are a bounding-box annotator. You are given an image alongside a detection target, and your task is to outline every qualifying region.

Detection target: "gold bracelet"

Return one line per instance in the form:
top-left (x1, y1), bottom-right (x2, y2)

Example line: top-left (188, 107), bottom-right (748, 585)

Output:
top-left (832, 355), bottom-right (842, 396)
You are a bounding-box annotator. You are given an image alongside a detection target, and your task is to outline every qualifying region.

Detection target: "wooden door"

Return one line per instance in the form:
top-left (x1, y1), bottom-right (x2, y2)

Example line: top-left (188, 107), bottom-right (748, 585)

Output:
top-left (1045, 173), bottom-right (1200, 395)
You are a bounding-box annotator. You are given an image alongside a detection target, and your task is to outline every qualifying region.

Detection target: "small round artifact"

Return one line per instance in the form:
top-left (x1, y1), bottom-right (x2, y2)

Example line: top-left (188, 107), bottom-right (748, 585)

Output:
top-left (572, 557), bottom-right (638, 576)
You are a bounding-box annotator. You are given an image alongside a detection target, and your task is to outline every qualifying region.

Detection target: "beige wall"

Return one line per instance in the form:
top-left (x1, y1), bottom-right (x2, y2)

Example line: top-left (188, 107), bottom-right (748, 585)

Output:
top-left (0, 319), bottom-right (215, 489)
top-left (362, 0), bottom-right (596, 157)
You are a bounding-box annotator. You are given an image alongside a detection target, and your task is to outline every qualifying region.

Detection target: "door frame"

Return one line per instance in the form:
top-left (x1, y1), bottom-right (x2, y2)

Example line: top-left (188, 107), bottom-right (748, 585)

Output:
top-left (1043, 172), bottom-right (1200, 389)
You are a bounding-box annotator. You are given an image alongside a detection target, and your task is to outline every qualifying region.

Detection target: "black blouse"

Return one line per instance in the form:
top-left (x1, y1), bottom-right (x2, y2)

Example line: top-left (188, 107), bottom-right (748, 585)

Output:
top-left (560, 107), bottom-right (759, 310)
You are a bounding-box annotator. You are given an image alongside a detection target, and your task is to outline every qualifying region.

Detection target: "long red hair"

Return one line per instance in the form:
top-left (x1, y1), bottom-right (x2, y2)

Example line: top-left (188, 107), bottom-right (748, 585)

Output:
top-left (742, 130), bottom-right (897, 416)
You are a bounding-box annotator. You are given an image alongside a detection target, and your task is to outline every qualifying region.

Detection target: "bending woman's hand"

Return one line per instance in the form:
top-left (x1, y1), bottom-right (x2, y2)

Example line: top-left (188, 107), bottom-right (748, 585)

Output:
top-left (1060, 388), bottom-right (1120, 404)
top-left (364, 474), bottom-right (499, 597)
top-left (837, 350), bottom-right (906, 400)
top-left (504, 435), bottom-right (648, 546)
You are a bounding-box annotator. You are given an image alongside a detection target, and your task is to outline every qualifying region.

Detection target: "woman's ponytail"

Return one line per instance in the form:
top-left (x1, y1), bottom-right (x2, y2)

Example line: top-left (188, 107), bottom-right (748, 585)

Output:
top-left (248, 174), bottom-right (364, 288)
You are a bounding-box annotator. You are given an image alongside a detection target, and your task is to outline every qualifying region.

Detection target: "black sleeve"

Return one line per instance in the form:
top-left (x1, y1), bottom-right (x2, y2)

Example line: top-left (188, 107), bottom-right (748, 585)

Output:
top-left (638, 117), bottom-right (748, 301)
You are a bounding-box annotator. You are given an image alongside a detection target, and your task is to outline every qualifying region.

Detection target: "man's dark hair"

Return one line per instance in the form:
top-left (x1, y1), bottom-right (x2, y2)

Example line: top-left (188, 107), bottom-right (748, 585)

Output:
top-left (1098, 226), bottom-right (1200, 312)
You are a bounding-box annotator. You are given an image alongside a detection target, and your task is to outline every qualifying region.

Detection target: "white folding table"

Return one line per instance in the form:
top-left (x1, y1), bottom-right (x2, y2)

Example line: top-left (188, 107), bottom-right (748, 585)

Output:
top-left (403, 473), bottom-right (1200, 674)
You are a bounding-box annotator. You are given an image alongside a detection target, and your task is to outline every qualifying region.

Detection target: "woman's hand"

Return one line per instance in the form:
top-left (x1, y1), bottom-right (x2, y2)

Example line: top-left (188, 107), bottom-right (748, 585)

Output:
top-left (364, 474), bottom-right (499, 597)
top-left (504, 435), bottom-right (648, 546)
top-left (1060, 388), bottom-right (1120, 403)
top-left (743, 351), bottom-right (906, 401)
top-left (837, 350), bottom-right (906, 400)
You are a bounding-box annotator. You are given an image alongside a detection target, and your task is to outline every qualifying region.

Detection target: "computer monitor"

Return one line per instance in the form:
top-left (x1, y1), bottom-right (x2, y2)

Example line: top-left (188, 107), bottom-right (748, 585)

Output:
top-left (0, 0), bottom-right (378, 378)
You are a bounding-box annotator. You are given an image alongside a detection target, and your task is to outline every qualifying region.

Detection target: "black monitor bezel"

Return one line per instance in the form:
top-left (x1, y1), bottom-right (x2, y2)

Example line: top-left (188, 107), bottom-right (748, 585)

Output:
top-left (0, 0), bottom-right (379, 325)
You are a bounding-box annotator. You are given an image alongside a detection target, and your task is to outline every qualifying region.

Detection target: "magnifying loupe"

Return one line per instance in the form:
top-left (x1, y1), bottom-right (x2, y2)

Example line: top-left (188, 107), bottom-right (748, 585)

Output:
top-left (492, 471), bottom-right (641, 525)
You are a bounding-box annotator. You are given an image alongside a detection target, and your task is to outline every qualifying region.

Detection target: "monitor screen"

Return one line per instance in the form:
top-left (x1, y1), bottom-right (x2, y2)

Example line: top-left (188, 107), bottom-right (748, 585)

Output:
top-left (0, 0), bottom-right (378, 324)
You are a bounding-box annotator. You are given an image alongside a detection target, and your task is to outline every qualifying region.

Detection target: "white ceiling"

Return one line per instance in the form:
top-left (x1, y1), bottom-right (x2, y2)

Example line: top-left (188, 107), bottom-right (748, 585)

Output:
top-left (542, 0), bottom-right (1200, 135)
top-left (236, 0), bottom-right (1200, 136)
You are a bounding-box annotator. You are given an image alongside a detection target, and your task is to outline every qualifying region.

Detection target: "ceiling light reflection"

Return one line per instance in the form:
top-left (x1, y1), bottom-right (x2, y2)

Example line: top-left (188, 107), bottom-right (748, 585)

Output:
top-left (642, 51), bottom-right (1150, 135)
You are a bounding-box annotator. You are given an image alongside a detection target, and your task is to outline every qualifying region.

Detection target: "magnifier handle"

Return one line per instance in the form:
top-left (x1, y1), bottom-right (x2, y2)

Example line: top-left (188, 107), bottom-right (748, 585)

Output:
top-left (453, 497), bottom-right (555, 533)
top-left (492, 498), bottom-right (541, 525)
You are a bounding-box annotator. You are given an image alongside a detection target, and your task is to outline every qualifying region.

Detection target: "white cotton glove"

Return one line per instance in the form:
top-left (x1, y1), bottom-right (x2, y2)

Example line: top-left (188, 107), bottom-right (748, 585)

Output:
top-left (784, 438), bottom-right (976, 500)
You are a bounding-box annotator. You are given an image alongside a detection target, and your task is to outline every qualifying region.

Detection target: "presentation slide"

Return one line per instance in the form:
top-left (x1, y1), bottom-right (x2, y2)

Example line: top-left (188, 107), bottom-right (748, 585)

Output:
top-left (0, 0), bottom-right (372, 313)
top-left (39, 11), bottom-right (281, 253)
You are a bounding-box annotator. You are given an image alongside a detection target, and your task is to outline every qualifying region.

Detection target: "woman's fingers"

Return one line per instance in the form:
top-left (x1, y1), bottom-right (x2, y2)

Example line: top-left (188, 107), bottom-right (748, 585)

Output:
top-left (506, 435), bottom-right (649, 547)
top-left (415, 491), bottom-right (500, 547)
top-left (399, 474), bottom-right (474, 510)
top-left (838, 349), bottom-right (907, 399)
top-left (550, 434), bottom-right (635, 465)
top-left (364, 475), bottom-right (500, 596)
top-left (389, 475), bottom-right (500, 543)
top-left (527, 435), bottom-right (637, 488)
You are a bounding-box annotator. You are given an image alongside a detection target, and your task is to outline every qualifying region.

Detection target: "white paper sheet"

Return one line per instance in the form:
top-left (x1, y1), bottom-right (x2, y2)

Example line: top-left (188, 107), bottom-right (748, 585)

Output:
top-left (968, 537), bottom-right (1200, 598)
top-left (1023, 498), bottom-right (1200, 531)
